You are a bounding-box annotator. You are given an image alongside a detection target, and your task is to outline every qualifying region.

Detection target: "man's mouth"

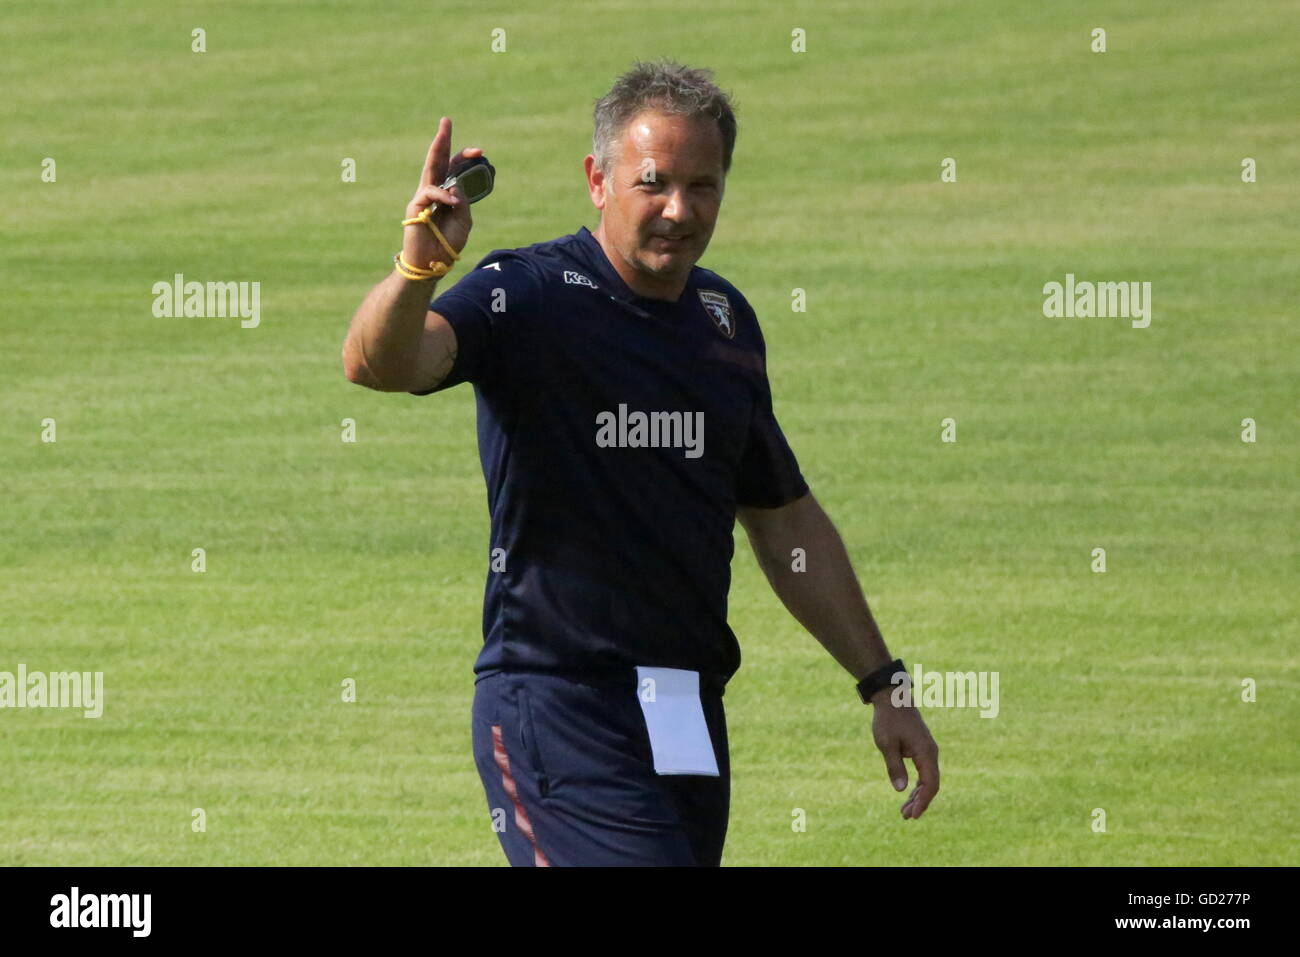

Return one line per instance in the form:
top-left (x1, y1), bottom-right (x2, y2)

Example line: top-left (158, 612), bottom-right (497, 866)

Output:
top-left (651, 233), bottom-right (691, 247)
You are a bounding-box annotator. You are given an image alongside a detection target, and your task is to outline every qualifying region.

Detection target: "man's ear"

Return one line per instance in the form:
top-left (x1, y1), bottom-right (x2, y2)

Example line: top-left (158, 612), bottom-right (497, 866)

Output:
top-left (584, 154), bottom-right (606, 211)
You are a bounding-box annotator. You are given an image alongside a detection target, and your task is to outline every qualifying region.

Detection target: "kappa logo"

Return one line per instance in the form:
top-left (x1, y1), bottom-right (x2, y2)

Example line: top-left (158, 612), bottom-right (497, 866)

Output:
top-left (564, 270), bottom-right (598, 289)
top-left (698, 289), bottom-right (735, 338)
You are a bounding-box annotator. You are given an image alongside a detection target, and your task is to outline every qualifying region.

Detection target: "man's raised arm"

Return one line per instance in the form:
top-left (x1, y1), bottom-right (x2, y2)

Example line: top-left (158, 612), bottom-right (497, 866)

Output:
top-left (341, 116), bottom-right (480, 392)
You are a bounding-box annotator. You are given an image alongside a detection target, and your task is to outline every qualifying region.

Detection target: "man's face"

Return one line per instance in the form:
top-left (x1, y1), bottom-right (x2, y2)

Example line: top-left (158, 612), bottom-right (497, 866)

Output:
top-left (585, 110), bottom-right (725, 294)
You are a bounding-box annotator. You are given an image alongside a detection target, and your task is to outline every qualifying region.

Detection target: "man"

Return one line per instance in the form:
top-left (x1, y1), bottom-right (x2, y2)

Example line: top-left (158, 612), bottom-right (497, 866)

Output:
top-left (341, 60), bottom-right (939, 866)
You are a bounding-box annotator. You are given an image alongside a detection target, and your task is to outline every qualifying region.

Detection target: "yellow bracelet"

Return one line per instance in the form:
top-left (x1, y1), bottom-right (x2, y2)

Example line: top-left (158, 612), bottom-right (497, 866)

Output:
top-left (394, 252), bottom-right (451, 281)
top-left (394, 253), bottom-right (446, 280)
top-left (400, 207), bottom-right (461, 264)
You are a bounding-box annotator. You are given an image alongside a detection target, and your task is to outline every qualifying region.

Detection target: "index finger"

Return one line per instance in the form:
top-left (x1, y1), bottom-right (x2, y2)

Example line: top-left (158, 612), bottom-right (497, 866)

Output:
top-left (420, 116), bottom-right (453, 188)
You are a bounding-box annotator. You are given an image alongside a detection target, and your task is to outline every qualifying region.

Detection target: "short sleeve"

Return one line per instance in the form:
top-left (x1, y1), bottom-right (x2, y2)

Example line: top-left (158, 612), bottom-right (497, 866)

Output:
top-left (734, 305), bottom-right (809, 508)
top-left (409, 251), bottom-right (543, 395)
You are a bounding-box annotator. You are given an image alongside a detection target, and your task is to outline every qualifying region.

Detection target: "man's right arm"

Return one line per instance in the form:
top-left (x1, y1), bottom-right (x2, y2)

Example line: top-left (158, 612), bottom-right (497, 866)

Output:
top-left (341, 116), bottom-right (480, 393)
top-left (341, 271), bottom-right (456, 393)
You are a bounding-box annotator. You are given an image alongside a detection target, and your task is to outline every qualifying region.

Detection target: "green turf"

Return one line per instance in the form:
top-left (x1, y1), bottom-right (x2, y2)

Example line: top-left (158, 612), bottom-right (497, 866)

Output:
top-left (2, 0), bottom-right (1296, 865)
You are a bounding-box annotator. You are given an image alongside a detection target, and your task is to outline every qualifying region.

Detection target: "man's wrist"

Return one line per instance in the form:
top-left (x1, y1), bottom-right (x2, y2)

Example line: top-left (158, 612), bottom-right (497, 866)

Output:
top-left (855, 657), bottom-right (907, 705)
top-left (393, 266), bottom-right (441, 286)
top-left (853, 652), bottom-right (895, 683)
top-left (394, 250), bottom-right (452, 282)
top-left (869, 684), bottom-right (907, 708)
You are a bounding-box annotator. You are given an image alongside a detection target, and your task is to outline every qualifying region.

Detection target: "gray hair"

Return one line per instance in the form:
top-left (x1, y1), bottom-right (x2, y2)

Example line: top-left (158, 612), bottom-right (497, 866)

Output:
top-left (592, 59), bottom-right (738, 178)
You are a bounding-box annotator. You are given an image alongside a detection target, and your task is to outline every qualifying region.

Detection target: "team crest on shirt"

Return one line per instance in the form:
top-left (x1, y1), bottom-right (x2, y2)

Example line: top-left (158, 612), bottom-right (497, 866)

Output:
top-left (697, 290), bottom-right (736, 339)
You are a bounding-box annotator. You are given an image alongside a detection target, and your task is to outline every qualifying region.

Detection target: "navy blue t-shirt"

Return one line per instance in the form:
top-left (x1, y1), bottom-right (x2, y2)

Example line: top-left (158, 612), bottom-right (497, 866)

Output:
top-left (413, 225), bottom-right (808, 685)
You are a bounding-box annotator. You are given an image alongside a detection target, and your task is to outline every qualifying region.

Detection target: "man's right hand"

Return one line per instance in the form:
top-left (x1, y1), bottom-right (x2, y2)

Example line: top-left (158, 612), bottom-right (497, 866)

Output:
top-left (402, 116), bottom-right (481, 271)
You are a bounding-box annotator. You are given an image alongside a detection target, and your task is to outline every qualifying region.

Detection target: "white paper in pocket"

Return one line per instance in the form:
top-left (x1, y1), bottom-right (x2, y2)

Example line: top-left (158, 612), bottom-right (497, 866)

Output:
top-left (634, 666), bottom-right (719, 776)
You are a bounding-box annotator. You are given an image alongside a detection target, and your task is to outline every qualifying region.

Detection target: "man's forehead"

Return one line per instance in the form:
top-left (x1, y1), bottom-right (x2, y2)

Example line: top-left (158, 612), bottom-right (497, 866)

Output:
top-left (619, 111), bottom-right (722, 174)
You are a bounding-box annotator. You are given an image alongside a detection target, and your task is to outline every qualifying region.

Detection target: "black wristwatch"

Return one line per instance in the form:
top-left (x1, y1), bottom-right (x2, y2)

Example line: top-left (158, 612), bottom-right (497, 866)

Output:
top-left (855, 658), bottom-right (907, 705)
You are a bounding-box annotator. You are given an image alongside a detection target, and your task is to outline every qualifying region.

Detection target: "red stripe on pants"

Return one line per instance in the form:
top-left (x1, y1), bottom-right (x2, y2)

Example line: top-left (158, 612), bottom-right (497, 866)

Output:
top-left (491, 724), bottom-right (551, 867)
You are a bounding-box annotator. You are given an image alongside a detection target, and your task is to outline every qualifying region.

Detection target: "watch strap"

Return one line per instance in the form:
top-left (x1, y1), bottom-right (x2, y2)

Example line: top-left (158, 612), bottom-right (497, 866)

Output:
top-left (856, 658), bottom-right (906, 705)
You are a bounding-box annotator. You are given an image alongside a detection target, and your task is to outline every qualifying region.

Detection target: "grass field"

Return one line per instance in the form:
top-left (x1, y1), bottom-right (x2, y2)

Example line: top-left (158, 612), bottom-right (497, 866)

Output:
top-left (2, 0), bottom-right (1296, 866)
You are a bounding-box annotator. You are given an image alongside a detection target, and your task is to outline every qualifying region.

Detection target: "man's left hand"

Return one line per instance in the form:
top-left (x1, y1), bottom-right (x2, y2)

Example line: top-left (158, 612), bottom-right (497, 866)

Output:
top-left (870, 688), bottom-right (941, 820)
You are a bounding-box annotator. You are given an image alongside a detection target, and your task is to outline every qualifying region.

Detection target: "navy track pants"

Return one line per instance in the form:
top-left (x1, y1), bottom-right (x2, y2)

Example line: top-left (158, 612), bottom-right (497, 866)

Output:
top-left (471, 669), bottom-right (730, 866)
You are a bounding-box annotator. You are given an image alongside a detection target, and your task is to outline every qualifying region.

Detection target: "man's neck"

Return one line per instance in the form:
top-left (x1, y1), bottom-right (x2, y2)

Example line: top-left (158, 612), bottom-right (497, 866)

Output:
top-left (593, 222), bottom-right (687, 302)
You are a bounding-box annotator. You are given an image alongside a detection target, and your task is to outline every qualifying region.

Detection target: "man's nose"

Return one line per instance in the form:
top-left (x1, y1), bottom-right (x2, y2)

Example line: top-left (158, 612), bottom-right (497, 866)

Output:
top-left (661, 187), bottom-right (692, 223)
